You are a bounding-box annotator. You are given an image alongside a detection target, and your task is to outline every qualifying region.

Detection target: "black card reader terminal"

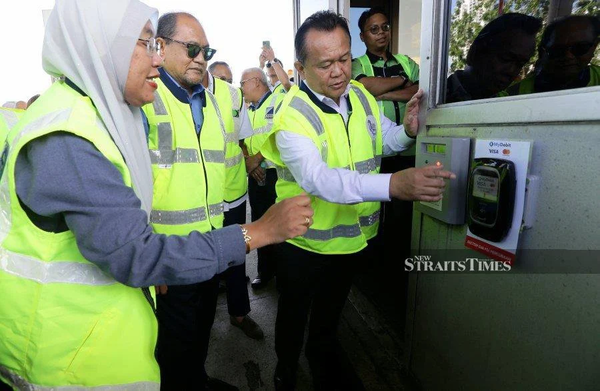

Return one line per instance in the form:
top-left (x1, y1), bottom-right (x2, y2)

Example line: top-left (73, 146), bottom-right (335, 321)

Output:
top-left (468, 158), bottom-right (516, 242)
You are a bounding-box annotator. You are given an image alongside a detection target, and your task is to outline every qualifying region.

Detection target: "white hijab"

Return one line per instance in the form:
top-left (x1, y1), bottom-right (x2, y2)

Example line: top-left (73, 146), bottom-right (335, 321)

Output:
top-left (42, 0), bottom-right (157, 216)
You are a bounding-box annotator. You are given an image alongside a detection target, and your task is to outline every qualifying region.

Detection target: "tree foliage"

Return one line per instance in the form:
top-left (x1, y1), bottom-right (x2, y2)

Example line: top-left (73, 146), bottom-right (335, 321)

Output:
top-left (449, 0), bottom-right (599, 73)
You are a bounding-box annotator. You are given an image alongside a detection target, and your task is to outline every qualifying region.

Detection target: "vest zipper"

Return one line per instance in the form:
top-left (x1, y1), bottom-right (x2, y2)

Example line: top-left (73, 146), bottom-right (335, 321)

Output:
top-left (142, 287), bottom-right (157, 315)
top-left (340, 111), bottom-right (354, 168)
top-left (197, 134), bottom-right (214, 230)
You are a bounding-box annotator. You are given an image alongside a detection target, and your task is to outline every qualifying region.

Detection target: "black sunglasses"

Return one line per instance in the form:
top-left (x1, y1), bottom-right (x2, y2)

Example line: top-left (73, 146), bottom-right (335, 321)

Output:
top-left (161, 37), bottom-right (217, 60)
top-left (544, 42), bottom-right (595, 58)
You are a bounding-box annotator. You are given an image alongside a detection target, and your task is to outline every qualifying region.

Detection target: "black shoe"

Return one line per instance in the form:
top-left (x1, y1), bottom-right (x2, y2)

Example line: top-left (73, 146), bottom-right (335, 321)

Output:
top-left (230, 315), bottom-right (264, 340)
top-left (274, 363), bottom-right (296, 391)
top-left (205, 377), bottom-right (239, 391)
top-left (251, 276), bottom-right (262, 289)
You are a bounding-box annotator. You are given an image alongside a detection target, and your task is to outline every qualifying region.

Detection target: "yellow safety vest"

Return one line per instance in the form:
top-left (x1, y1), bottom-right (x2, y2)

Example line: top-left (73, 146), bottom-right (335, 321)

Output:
top-left (0, 80), bottom-right (159, 389)
top-left (245, 91), bottom-right (285, 161)
top-left (212, 78), bottom-right (248, 204)
top-left (262, 81), bottom-right (382, 254)
top-left (272, 82), bottom-right (287, 95)
top-left (355, 53), bottom-right (418, 156)
top-left (143, 79), bottom-right (227, 236)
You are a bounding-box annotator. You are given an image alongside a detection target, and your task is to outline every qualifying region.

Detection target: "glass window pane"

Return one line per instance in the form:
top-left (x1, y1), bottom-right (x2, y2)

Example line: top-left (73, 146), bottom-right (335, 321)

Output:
top-left (445, 0), bottom-right (600, 104)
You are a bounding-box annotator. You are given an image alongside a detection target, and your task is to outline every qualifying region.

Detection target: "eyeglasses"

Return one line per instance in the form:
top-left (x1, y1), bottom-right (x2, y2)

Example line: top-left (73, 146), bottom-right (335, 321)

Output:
top-left (161, 37), bottom-right (217, 60)
top-left (544, 42), bottom-right (595, 58)
top-left (216, 75), bottom-right (233, 84)
top-left (240, 77), bottom-right (258, 87)
top-left (138, 38), bottom-right (160, 57)
top-left (366, 23), bottom-right (391, 35)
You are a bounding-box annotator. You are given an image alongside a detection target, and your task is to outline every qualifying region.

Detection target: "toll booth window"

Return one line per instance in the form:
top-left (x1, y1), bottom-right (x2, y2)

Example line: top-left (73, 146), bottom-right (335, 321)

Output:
top-left (444, 1), bottom-right (600, 104)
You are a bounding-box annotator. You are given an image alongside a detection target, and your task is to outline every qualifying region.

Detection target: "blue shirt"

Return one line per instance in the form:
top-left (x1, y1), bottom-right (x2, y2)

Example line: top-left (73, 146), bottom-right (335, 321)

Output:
top-left (159, 68), bottom-right (205, 134)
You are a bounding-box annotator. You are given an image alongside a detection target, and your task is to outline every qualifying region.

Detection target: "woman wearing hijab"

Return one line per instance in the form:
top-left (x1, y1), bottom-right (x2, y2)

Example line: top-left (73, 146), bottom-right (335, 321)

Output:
top-left (0, 0), bottom-right (312, 389)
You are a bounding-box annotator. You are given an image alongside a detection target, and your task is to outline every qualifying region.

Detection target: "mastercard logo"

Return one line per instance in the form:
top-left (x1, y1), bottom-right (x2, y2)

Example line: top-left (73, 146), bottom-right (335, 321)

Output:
top-left (502, 149), bottom-right (510, 155)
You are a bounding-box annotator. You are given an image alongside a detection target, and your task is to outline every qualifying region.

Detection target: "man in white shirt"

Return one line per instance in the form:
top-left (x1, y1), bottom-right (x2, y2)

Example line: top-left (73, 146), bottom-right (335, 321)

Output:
top-left (260, 10), bottom-right (455, 390)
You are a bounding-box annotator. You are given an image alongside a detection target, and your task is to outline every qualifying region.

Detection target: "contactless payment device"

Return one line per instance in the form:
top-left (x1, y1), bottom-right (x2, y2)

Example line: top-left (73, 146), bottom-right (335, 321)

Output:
top-left (467, 158), bottom-right (516, 242)
top-left (415, 136), bottom-right (471, 224)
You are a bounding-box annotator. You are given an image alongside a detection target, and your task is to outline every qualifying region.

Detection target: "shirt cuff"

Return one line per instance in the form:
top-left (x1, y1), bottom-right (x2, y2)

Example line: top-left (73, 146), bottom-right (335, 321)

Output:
top-left (212, 225), bottom-right (247, 274)
top-left (361, 173), bottom-right (392, 202)
top-left (355, 74), bottom-right (367, 81)
top-left (398, 125), bottom-right (417, 144)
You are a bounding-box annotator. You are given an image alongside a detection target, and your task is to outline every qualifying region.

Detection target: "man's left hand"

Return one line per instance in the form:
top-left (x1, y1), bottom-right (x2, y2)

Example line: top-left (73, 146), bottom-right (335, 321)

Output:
top-left (403, 89), bottom-right (424, 137)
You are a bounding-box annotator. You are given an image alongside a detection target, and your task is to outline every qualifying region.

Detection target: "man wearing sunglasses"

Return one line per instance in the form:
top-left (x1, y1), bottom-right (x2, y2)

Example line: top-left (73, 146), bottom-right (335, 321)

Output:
top-left (202, 60), bottom-right (265, 342)
top-left (508, 15), bottom-right (600, 95)
top-left (142, 12), bottom-right (239, 391)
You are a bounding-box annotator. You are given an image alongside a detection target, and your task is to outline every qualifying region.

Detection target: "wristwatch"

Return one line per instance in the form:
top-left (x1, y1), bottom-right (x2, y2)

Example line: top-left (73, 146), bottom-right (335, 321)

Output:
top-left (266, 58), bottom-right (280, 68)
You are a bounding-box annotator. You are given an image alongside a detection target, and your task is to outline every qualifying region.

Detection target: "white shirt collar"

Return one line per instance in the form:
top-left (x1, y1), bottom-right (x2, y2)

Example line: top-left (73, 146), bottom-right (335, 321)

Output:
top-left (304, 82), bottom-right (351, 106)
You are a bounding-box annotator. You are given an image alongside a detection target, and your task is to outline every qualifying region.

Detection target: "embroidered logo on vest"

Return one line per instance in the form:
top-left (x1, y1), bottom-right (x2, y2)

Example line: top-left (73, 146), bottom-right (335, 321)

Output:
top-left (366, 115), bottom-right (377, 140)
top-left (265, 106), bottom-right (274, 120)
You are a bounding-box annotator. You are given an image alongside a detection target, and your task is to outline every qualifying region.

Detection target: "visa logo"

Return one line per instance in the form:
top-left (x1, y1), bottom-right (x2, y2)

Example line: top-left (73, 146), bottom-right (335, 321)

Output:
top-left (489, 149), bottom-right (499, 153)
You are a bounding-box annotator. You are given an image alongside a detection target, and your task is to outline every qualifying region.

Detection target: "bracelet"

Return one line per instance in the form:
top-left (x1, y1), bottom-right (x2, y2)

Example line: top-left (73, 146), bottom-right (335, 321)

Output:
top-left (240, 225), bottom-right (251, 254)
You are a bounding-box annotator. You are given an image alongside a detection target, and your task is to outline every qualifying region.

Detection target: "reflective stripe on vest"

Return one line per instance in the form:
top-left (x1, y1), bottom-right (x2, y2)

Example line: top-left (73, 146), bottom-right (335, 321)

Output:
top-left (359, 209), bottom-right (380, 228)
top-left (0, 365), bottom-right (159, 391)
top-left (276, 167), bottom-right (296, 182)
top-left (149, 202), bottom-right (224, 225)
top-left (0, 110), bottom-right (20, 129)
top-left (225, 152), bottom-right (243, 168)
top-left (289, 97), bottom-right (325, 135)
top-left (350, 85), bottom-right (379, 163)
top-left (149, 148), bottom-right (198, 165)
top-left (224, 132), bottom-right (238, 143)
top-left (204, 149), bottom-right (226, 163)
top-left (304, 224), bottom-right (362, 241)
top-left (0, 248), bottom-right (116, 285)
top-left (354, 155), bottom-right (382, 174)
top-left (288, 97), bottom-right (328, 162)
top-left (226, 83), bottom-right (242, 141)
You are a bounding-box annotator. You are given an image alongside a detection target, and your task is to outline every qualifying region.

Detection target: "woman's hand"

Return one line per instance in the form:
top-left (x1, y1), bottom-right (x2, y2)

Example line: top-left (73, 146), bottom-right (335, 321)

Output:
top-left (243, 194), bottom-right (313, 250)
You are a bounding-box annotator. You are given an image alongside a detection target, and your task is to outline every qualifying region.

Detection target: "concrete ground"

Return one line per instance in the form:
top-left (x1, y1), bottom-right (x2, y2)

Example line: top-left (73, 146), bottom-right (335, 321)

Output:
top-left (204, 208), bottom-right (419, 391)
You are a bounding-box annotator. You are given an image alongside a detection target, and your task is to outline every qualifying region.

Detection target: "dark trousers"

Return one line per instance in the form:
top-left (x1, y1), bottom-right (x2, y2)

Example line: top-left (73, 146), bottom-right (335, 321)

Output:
top-left (222, 200), bottom-right (251, 317)
top-left (156, 275), bottom-right (220, 390)
top-left (248, 168), bottom-right (278, 280)
top-left (274, 242), bottom-right (361, 387)
top-left (380, 155), bottom-right (415, 262)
